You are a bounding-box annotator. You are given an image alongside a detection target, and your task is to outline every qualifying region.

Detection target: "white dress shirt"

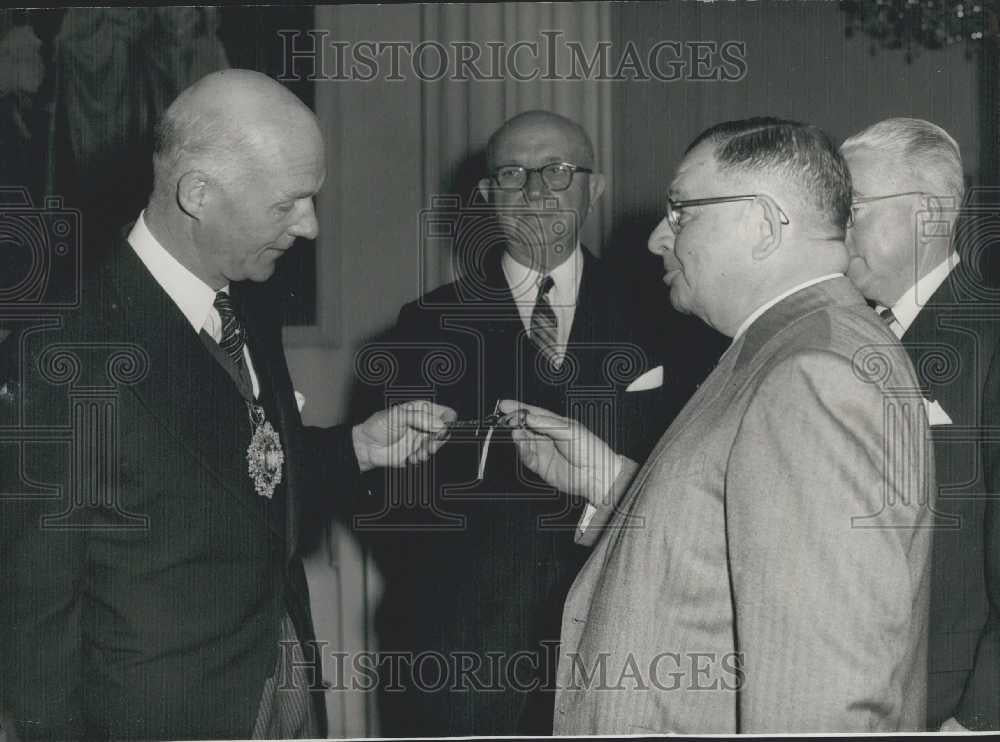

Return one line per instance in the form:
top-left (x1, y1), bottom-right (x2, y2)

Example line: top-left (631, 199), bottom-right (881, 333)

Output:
top-left (128, 211), bottom-right (260, 398)
top-left (501, 244), bottom-right (584, 349)
top-left (876, 253), bottom-right (959, 339)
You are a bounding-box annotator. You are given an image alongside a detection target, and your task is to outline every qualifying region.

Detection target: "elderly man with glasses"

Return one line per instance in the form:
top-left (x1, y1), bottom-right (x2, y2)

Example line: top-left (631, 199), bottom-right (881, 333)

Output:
top-left (501, 117), bottom-right (934, 733)
top-left (841, 117), bottom-right (1000, 732)
top-left (351, 110), bottom-right (696, 736)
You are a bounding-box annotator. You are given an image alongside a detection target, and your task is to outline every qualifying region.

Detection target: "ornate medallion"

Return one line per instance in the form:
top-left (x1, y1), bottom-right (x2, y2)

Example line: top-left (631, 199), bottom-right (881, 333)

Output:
top-left (246, 403), bottom-right (284, 498)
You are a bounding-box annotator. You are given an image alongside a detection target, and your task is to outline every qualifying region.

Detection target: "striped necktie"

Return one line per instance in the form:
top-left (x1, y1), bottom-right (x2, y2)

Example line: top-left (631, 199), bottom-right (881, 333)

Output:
top-left (878, 306), bottom-right (903, 338)
top-left (530, 275), bottom-right (561, 367)
top-left (214, 291), bottom-right (247, 369)
top-left (213, 291), bottom-right (254, 399)
top-left (878, 307), bottom-right (895, 326)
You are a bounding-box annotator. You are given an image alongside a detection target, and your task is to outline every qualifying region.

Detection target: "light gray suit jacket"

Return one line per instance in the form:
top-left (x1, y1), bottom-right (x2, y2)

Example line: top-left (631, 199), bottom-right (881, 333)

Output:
top-left (554, 277), bottom-right (935, 734)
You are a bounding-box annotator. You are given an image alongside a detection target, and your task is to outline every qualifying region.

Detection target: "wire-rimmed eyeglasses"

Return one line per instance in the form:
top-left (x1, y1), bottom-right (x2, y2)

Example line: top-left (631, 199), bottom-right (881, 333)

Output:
top-left (848, 191), bottom-right (927, 228)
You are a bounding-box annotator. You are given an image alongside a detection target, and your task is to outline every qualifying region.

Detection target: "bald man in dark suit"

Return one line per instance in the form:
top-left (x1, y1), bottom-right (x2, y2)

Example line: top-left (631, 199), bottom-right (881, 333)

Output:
top-left (0, 69), bottom-right (453, 740)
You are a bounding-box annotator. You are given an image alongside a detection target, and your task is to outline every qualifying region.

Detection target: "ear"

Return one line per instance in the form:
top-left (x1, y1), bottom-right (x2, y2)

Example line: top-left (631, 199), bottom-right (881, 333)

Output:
top-left (918, 194), bottom-right (952, 243)
top-left (587, 172), bottom-right (606, 207)
top-left (176, 170), bottom-right (211, 219)
top-left (750, 195), bottom-right (783, 261)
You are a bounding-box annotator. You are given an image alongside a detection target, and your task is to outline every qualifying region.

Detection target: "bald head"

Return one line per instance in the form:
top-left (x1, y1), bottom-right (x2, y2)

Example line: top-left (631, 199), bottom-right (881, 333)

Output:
top-left (145, 69), bottom-right (326, 289)
top-left (486, 110), bottom-right (594, 171)
top-left (479, 109), bottom-right (604, 271)
top-left (152, 69), bottom-right (321, 194)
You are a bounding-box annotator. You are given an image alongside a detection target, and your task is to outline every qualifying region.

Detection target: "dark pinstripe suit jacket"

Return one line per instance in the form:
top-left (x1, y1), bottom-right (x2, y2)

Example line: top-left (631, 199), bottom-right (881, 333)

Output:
top-left (354, 245), bottom-right (695, 737)
top-left (899, 262), bottom-right (1000, 730)
top-left (0, 236), bottom-right (356, 738)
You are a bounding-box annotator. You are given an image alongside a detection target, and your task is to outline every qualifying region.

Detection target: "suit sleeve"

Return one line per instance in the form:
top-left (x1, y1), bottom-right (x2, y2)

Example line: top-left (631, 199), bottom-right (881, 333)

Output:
top-left (725, 350), bottom-right (933, 732)
top-left (352, 300), bottom-right (431, 499)
top-left (0, 338), bottom-right (87, 739)
top-left (574, 457), bottom-right (639, 548)
top-left (300, 423), bottom-right (362, 513)
top-left (955, 341), bottom-right (1000, 730)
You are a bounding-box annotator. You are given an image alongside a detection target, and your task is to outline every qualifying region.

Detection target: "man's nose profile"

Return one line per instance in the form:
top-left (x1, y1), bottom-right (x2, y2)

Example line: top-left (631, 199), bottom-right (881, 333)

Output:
top-left (294, 202), bottom-right (319, 241)
top-left (647, 218), bottom-right (674, 255)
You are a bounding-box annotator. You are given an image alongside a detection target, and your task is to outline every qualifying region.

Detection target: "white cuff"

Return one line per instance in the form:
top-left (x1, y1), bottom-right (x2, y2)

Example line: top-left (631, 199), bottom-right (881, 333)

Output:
top-left (575, 454), bottom-right (624, 536)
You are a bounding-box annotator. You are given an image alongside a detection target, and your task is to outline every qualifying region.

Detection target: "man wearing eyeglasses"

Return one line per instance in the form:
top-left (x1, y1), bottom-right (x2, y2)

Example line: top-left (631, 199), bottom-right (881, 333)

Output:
top-left (841, 117), bottom-right (1000, 732)
top-left (501, 117), bottom-right (934, 733)
top-left (354, 110), bottom-right (693, 736)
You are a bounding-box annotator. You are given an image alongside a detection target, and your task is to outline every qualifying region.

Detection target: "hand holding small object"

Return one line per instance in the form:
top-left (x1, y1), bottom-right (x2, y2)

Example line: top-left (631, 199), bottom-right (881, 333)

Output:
top-left (498, 399), bottom-right (625, 507)
top-left (352, 400), bottom-right (457, 471)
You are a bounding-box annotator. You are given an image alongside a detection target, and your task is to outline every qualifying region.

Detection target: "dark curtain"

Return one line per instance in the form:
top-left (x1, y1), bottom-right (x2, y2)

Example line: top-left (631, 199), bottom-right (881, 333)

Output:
top-left (47, 7), bottom-right (230, 267)
top-left (1, 7), bottom-right (319, 324)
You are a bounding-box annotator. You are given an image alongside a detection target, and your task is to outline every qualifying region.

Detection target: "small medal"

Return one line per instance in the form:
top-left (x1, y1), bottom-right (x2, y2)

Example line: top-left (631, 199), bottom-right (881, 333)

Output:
top-left (246, 402), bottom-right (284, 498)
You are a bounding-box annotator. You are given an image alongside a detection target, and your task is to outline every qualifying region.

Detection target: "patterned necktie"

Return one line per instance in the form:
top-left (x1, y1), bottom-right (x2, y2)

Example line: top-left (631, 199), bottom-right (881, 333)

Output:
top-left (530, 275), bottom-right (561, 367)
top-left (878, 305), bottom-right (905, 338)
top-left (213, 291), bottom-right (254, 399)
top-left (214, 291), bottom-right (247, 369)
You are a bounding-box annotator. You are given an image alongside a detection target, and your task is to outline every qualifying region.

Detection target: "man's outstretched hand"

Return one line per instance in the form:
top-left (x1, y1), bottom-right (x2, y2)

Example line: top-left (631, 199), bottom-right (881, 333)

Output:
top-left (498, 400), bottom-right (627, 508)
top-left (352, 400), bottom-right (457, 472)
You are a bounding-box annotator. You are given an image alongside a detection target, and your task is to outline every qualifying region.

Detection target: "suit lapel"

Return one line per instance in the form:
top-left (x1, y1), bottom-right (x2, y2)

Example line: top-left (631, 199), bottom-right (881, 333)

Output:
top-left (611, 336), bottom-right (742, 518)
top-left (106, 243), bottom-right (284, 542)
top-left (565, 247), bottom-right (593, 348)
top-left (567, 248), bottom-right (655, 384)
top-left (900, 268), bottom-right (958, 384)
top-left (734, 277), bottom-right (868, 370)
top-left (468, 248), bottom-right (529, 407)
top-left (607, 278), bottom-right (869, 540)
top-left (107, 243), bottom-right (249, 490)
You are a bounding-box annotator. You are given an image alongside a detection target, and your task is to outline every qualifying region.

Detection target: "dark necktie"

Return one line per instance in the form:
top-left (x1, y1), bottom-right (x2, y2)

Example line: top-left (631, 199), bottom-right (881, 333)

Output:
top-left (213, 291), bottom-right (254, 399)
top-left (530, 275), bottom-right (561, 367)
top-left (878, 306), bottom-right (904, 338)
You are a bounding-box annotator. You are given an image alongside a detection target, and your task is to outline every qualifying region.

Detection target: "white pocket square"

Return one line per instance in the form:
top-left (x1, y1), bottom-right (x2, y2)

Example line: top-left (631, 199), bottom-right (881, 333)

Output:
top-left (626, 365), bottom-right (663, 393)
top-left (294, 390), bottom-right (306, 414)
top-left (924, 397), bottom-right (952, 426)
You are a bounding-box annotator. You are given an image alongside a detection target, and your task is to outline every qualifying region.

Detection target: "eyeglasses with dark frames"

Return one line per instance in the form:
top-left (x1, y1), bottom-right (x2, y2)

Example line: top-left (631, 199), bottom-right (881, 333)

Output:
top-left (666, 194), bottom-right (790, 235)
top-left (491, 162), bottom-right (593, 192)
top-left (847, 191), bottom-right (927, 228)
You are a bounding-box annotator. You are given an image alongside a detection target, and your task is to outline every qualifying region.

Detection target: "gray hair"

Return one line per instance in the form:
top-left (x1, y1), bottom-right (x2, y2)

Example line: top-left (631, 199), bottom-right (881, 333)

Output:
top-left (687, 117), bottom-right (853, 231)
top-left (151, 91), bottom-right (255, 192)
top-left (841, 117), bottom-right (964, 202)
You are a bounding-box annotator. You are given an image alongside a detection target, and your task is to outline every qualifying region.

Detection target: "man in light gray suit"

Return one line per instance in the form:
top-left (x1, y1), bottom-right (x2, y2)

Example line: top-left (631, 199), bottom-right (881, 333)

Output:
top-left (501, 117), bottom-right (935, 733)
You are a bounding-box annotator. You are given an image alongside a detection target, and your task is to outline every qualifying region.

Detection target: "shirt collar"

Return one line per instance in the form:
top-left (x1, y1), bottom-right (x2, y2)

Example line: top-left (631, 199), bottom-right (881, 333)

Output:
top-left (501, 242), bottom-right (584, 305)
top-left (731, 273), bottom-right (844, 344)
top-left (881, 253), bottom-right (959, 335)
top-left (127, 210), bottom-right (220, 334)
